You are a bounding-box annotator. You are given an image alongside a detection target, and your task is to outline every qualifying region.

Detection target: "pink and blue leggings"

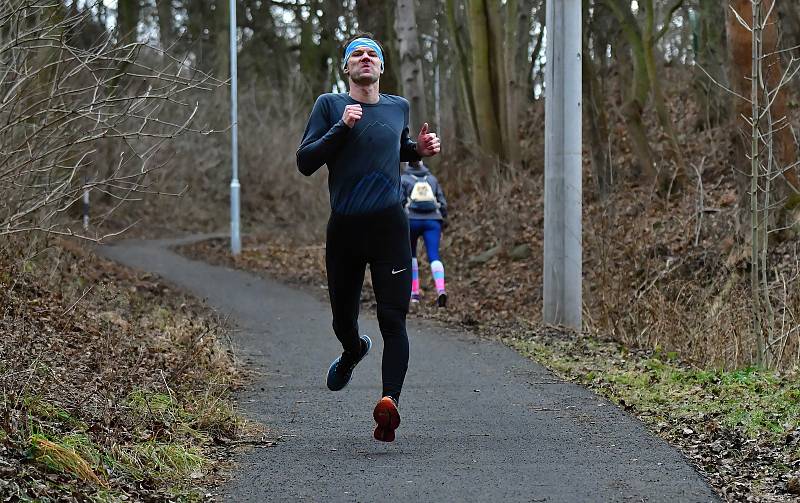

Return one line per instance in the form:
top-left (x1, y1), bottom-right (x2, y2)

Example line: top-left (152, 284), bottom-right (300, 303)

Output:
top-left (409, 219), bottom-right (445, 295)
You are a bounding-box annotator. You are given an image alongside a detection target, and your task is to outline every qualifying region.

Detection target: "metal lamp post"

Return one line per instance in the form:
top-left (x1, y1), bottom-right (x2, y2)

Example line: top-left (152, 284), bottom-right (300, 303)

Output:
top-left (229, 0), bottom-right (241, 256)
top-left (543, 0), bottom-right (582, 330)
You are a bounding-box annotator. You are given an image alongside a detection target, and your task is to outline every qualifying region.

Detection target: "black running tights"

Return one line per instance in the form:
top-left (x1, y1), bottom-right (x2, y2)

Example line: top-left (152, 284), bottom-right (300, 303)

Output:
top-left (325, 204), bottom-right (412, 400)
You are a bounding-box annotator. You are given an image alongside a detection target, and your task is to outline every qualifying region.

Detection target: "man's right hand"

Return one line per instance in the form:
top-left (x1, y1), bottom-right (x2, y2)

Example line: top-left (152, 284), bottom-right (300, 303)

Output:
top-left (342, 104), bottom-right (362, 128)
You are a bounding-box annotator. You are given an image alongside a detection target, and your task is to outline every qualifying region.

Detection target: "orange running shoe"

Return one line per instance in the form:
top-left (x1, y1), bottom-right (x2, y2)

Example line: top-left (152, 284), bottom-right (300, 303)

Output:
top-left (373, 396), bottom-right (401, 442)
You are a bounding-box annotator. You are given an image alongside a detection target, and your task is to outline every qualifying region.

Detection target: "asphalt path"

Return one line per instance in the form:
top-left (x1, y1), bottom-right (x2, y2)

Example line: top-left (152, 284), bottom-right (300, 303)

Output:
top-left (100, 236), bottom-right (719, 503)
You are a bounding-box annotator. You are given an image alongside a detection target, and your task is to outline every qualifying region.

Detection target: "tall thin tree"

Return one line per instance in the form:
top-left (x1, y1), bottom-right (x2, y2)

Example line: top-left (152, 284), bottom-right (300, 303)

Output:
top-left (395, 0), bottom-right (429, 134)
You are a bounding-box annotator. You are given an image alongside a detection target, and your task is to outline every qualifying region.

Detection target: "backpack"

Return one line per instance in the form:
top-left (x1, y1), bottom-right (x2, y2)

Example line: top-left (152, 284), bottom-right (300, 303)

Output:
top-left (407, 175), bottom-right (439, 213)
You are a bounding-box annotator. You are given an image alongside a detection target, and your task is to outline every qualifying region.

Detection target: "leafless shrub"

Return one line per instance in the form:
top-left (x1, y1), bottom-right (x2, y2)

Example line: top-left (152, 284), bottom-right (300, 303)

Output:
top-left (0, 1), bottom-right (217, 246)
top-left (435, 91), bottom-right (800, 370)
top-left (123, 75), bottom-right (330, 242)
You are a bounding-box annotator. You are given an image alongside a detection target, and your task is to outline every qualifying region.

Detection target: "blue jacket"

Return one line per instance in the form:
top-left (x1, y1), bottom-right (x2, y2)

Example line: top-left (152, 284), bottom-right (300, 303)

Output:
top-left (401, 163), bottom-right (448, 221)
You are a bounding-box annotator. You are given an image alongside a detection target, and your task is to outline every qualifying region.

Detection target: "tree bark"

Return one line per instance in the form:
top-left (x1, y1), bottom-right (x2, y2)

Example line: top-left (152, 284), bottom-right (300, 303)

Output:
top-left (778, 3), bottom-right (800, 50)
top-left (514, 0), bottom-right (536, 105)
top-left (395, 0), bottom-right (429, 134)
top-left (528, 3), bottom-right (546, 99)
top-left (299, 8), bottom-right (325, 97)
top-left (487, 0), bottom-right (520, 165)
top-left (155, 0), bottom-right (175, 50)
top-left (728, 0), bottom-right (800, 221)
top-left (584, 0), bottom-right (612, 197)
top-left (445, 0), bottom-right (478, 141)
top-left (641, 0), bottom-right (687, 190)
top-left (604, 0), bottom-right (656, 181)
top-left (356, 0), bottom-right (400, 94)
top-left (214, 0), bottom-right (230, 81)
top-left (691, 0), bottom-right (729, 129)
top-left (604, 0), bottom-right (686, 190)
top-left (467, 0), bottom-right (503, 159)
top-left (486, 1), bottom-right (510, 159)
top-left (116, 0), bottom-right (140, 45)
top-left (186, 0), bottom-right (211, 72)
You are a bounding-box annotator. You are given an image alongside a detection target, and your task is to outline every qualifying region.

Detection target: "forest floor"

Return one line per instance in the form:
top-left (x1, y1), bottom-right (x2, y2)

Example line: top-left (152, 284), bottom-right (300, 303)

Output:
top-left (177, 196), bottom-right (800, 503)
top-left (0, 239), bottom-right (261, 501)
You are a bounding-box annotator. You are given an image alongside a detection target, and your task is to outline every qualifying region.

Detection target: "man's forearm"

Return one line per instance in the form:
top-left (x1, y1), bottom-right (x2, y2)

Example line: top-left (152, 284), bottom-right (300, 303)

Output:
top-left (297, 120), bottom-right (351, 176)
top-left (400, 139), bottom-right (421, 162)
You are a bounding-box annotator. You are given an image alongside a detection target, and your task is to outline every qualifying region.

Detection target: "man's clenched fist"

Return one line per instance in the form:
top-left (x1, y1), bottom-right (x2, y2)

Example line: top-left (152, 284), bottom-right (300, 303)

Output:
top-left (342, 104), bottom-right (362, 128)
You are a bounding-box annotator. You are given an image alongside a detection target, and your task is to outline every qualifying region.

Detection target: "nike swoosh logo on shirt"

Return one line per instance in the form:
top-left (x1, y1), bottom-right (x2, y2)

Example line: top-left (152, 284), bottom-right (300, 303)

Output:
top-left (391, 268), bottom-right (407, 275)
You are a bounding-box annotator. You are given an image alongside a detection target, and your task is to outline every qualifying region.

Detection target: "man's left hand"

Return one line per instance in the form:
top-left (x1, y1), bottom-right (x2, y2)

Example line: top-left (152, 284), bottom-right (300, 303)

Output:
top-left (416, 122), bottom-right (441, 157)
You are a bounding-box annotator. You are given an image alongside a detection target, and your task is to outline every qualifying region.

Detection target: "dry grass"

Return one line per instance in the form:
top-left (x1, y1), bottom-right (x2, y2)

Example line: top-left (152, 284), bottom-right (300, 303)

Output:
top-left (29, 435), bottom-right (107, 487)
top-left (0, 236), bottom-right (245, 500)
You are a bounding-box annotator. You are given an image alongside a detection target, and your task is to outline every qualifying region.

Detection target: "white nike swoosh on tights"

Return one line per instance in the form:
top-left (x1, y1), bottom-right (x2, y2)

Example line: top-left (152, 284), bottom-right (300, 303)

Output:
top-left (391, 268), bottom-right (407, 275)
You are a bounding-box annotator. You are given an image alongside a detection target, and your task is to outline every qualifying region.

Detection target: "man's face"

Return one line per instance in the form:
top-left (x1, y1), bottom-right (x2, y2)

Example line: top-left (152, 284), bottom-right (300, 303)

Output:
top-left (346, 45), bottom-right (381, 84)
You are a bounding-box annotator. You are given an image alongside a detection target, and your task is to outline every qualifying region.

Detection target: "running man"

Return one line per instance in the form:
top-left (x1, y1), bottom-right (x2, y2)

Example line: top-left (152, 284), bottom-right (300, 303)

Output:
top-left (296, 33), bottom-right (440, 442)
top-left (401, 160), bottom-right (448, 307)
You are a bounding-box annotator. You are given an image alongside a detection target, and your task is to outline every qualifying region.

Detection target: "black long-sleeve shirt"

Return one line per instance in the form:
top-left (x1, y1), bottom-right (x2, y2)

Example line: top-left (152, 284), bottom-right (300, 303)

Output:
top-left (297, 93), bottom-right (421, 215)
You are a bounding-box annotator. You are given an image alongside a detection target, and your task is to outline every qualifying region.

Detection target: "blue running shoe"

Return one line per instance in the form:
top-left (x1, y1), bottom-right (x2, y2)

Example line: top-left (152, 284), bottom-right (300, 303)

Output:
top-left (326, 335), bottom-right (371, 391)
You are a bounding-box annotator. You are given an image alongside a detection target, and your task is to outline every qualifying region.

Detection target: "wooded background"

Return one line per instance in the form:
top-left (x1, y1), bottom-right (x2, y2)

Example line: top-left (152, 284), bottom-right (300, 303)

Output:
top-left (76, 0), bottom-right (800, 223)
top-left (4, 0), bottom-right (800, 370)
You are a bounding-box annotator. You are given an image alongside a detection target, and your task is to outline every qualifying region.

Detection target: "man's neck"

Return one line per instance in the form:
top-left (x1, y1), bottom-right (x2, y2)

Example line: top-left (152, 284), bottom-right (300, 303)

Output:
top-left (348, 81), bottom-right (380, 104)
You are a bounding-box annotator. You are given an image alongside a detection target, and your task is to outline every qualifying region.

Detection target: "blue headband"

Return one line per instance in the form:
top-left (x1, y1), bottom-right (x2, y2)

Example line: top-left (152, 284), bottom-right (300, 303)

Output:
top-left (342, 38), bottom-right (384, 73)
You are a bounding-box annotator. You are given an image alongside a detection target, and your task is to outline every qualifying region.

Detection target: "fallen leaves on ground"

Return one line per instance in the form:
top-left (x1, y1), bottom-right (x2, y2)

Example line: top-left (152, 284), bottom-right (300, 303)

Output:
top-left (0, 239), bottom-right (252, 501)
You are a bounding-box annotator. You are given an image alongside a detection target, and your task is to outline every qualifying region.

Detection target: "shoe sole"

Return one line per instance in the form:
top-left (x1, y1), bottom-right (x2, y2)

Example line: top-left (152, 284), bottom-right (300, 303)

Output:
top-left (373, 397), bottom-right (401, 442)
top-left (326, 335), bottom-right (371, 391)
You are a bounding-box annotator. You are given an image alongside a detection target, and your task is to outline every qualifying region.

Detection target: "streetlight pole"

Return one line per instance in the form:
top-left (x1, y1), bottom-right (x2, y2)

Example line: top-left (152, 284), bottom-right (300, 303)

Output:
top-left (543, 0), bottom-right (582, 329)
top-left (229, 0), bottom-right (241, 256)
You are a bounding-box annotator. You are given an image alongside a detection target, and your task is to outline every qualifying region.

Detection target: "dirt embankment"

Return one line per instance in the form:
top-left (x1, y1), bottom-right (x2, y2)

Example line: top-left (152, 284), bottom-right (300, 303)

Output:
top-left (0, 239), bottom-right (253, 501)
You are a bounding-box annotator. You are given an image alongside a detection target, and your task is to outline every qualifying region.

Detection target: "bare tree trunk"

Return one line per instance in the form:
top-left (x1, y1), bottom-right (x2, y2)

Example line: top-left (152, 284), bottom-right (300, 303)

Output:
top-left (749, 0), bottom-right (766, 367)
top-left (778, 3), bottom-right (800, 51)
top-left (215, 0), bottom-right (230, 81)
top-left (299, 8), bottom-right (326, 98)
top-left (395, 0), bottom-right (429, 134)
top-left (691, 0), bottom-right (729, 129)
top-left (155, 0), bottom-right (175, 50)
top-left (641, 0), bottom-right (687, 191)
top-left (728, 0), bottom-right (800, 217)
top-left (604, 0), bottom-right (655, 182)
top-left (486, 1), bottom-right (510, 161)
top-left (528, 2), bottom-right (546, 99)
top-left (356, 0), bottom-right (400, 95)
top-left (516, 0), bottom-right (537, 106)
top-left (605, 0), bottom-right (686, 190)
top-left (445, 0), bottom-right (478, 141)
top-left (116, 0), bottom-right (140, 45)
top-left (186, 0), bottom-right (211, 72)
top-left (317, 0), bottom-right (343, 96)
top-left (584, 0), bottom-right (612, 197)
top-left (489, 0), bottom-right (520, 165)
top-left (467, 0), bottom-right (503, 158)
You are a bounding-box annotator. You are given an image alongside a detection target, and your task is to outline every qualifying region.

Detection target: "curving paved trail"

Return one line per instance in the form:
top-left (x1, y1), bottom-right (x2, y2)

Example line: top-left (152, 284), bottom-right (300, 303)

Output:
top-left (100, 236), bottom-right (719, 503)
